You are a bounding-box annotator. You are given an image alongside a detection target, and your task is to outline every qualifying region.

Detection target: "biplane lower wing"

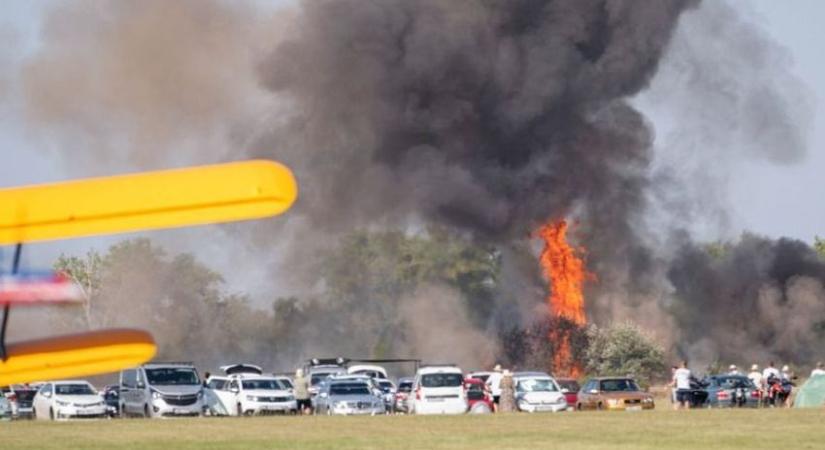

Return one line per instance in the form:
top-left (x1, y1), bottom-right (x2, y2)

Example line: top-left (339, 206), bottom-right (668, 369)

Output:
top-left (0, 328), bottom-right (156, 385)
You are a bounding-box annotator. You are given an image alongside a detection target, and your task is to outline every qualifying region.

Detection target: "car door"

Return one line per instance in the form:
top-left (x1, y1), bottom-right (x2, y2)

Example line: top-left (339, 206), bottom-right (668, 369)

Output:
top-left (227, 379), bottom-right (241, 415)
top-left (582, 380), bottom-right (598, 410)
top-left (208, 378), bottom-right (234, 415)
top-left (33, 383), bottom-right (51, 419)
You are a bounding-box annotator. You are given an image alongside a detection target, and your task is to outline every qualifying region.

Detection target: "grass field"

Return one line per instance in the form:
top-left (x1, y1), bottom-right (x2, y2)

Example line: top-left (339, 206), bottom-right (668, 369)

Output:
top-left (1, 409), bottom-right (824, 450)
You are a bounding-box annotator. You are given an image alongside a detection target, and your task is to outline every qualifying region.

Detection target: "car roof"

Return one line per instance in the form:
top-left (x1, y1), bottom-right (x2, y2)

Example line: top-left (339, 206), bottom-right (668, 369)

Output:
top-left (464, 377), bottom-right (485, 384)
top-left (348, 364), bottom-right (387, 372)
top-left (589, 377), bottom-right (637, 381)
top-left (142, 362), bottom-right (195, 368)
top-left (328, 378), bottom-right (370, 385)
top-left (418, 366), bottom-right (462, 375)
top-left (51, 380), bottom-right (92, 385)
top-left (513, 371), bottom-right (552, 379)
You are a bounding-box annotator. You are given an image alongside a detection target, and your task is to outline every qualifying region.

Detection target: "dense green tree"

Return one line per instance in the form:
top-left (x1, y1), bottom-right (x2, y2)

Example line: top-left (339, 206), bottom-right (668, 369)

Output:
top-left (584, 322), bottom-right (666, 386)
top-left (815, 236), bottom-right (825, 258)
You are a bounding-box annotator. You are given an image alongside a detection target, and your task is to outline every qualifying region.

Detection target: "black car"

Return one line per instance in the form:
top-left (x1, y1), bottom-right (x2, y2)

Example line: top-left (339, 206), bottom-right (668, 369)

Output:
top-left (701, 375), bottom-right (760, 408)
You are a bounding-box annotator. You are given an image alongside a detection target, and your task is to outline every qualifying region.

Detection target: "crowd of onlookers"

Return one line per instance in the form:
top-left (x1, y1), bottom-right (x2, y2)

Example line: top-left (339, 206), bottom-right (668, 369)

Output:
top-left (670, 360), bottom-right (825, 409)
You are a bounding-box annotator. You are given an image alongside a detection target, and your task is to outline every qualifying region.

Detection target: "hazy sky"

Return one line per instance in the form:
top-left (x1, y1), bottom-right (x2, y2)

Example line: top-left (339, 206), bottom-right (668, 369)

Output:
top-left (1, 1), bottom-right (823, 289)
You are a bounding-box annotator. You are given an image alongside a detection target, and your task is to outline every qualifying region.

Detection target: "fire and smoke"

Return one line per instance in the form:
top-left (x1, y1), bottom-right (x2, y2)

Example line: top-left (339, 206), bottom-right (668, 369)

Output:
top-left (6, 0), bottom-right (823, 370)
top-left (536, 220), bottom-right (592, 376)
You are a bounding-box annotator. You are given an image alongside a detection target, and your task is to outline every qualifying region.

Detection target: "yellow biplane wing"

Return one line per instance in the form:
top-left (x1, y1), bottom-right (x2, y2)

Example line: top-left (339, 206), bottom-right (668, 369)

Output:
top-left (0, 160), bottom-right (297, 244)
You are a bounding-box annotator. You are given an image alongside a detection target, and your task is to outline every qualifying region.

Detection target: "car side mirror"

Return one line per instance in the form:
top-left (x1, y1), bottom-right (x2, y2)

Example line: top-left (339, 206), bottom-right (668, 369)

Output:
top-left (589, 389), bottom-right (598, 395)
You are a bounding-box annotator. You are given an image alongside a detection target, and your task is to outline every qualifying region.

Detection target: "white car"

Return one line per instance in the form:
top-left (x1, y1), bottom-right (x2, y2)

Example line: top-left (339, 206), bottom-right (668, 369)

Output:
top-left (207, 374), bottom-right (296, 416)
top-left (411, 366), bottom-right (467, 415)
top-left (33, 381), bottom-right (107, 420)
top-left (347, 364), bottom-right (388, 379)
top-left (513, 372), bottom-right (567, 413)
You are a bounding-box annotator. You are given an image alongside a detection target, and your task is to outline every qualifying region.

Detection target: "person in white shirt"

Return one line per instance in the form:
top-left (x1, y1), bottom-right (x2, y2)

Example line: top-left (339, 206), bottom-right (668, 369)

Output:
top-left (811, 362), bottom-right (825, 378)
top-left (747, 364), bottom-right (763, 394)
top-left (486, 364), bottom-right (503, 409)
top-left (763, 361), bottom-right (781, 384)
top-left (671, 361), bottom-right (692, 410)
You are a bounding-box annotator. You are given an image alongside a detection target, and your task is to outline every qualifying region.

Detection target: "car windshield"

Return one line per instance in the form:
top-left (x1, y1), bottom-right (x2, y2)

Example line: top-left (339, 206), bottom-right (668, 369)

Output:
top-left (600, 379), bottom-right (640, 392)
top-left (517, 378), bottom-right (558, 393)
top-left (55, 384), bottom-right (96, 395)
top-left (242, 379), bottom-right (283, 390)
top-left (398, 381), bottom-right (413, 392)
top-left (717, 377), bottom-right (753, 389)
top-left (471, 374), bottom-right (490, 383)
top-left (329, 383), bottom-right (371, 396)
top-left (353, 370), bottom-right (386, 379)
top-left (378, 381), bottom-right (394, 391)
top-left (207, 379), bottom-right (227, 390)
top-left (557, 380), bottom-right (580, 392)
top-left (278, 379), bottom-right (294, 388)
top-left (421, 373), bottom-right (463, 388)
top-left (145, 368), bottom-right (200, 385)
top-left (311, 374), bottom-right (330, 386)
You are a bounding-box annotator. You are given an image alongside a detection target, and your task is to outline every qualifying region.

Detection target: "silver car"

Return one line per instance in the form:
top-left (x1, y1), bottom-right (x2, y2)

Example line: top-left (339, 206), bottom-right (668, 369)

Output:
top-left (314, 379), bottom-right (385, 415)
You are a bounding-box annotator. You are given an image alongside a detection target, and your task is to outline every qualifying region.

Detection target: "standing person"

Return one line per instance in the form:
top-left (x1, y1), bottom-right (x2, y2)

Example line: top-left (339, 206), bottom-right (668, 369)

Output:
top-left (728, 365), bottom-right (741, 376)
top-left (763, 362), bottom-right (781, 407)
top-left (671, 361), bottom-right (692, 410)
top-left (202, 372), bottom-right (211, 388)
top-left (498, 370), bottom-right (516, 413)
top-left (669, 366), bottom-right (678, 406)
top-left (763, 361), bottom-right (780, 382)
top-left (293, 368), bottom-right (311, 415)
top-left (486, 364), bottom-right (503, 411)
top-left (747, 365), bottom-right (764, 407)
top-left (811, 362), bottom-right (825, 377)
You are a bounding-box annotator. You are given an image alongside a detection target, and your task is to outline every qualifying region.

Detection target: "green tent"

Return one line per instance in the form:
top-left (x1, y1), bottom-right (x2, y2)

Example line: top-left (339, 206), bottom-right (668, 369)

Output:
top-left (794, 375), bottom-right (825, 408)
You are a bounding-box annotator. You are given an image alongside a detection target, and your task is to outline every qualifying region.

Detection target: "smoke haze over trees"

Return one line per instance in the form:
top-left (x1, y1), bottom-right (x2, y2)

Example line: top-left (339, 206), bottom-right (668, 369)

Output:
top-left (6, 0), bottom-right (825, 371)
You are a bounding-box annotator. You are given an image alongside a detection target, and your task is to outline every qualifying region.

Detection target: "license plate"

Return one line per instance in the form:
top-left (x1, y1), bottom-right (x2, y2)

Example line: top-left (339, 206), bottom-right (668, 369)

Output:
top-left (626, 406), bottom-right (642, 411)
top-left (428, 398), bottom-right (444, 402)
top-left (173, 409), bottom-right (187, 414)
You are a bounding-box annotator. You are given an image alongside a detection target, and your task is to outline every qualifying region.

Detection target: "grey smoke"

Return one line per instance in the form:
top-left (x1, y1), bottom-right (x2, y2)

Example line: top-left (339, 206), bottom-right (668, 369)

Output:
top-left (12, 0), bottom-right (824, 370)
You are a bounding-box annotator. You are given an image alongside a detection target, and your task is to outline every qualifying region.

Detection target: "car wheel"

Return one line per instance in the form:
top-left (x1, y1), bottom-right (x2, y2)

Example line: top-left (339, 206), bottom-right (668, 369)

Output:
top-left (597, 402), bottom-right (603, 411)
top-left (237, 404), bottom-right (244, 417)
top-left (144, 404), bottom-right (151, 418)
top-left (576, 403), bottom-right (582, 411)
top-left (49, 408), bottom-right (55, 420)
top-left (32, 407), bottom-right (37, 419)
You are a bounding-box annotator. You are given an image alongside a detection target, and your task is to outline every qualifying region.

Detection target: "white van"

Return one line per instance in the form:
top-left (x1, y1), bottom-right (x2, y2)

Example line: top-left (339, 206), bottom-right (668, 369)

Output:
top-left (411, 366), bottom-right (467, 415)
top-left (119, 362), bottom-right (204, 418)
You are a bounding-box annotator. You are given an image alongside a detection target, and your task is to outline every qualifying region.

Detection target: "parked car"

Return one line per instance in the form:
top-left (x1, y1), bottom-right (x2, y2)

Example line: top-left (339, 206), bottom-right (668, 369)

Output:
top-left (207, 372), bottom-right (296, 416)
top-left (119, 362), bottom-right (204, 418)
top-left (576, 377), bottom-right (654, 411)
top-left (468, 371), bottom-right (493, 383)
top-left (348, 364), bottom-right (389, 380)
top-left (33, 381), bottom-right (107, 420)
top-left (411, 365), bottom-right (467, 415)
top-left (702, 375), bottom-right (760, 408)
top-left (394, 377), bottom-right (414, 413)
top-left (101, 385), bottom-right (120, 417)
top-left (513, 372), bottom-right (567, 412)
top-left (555, 378), bottom-right (580, 408)
top-left (314, 378), bottom-right (385, 415)
top-left (2, 384), bottom-right (38, 419)
top-left (307, 360), bottom-right (347, 397)
top-left (0, 395), bottom-right (11, 420)
top-left (464, 377), bottom-right (494, 413)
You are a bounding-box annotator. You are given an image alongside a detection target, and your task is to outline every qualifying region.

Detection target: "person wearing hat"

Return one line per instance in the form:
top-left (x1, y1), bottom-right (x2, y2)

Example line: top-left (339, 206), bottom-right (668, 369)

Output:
top-left (728, 365), bottom-right (741, 376)
top-left (811, 362), bottom-right (825, 378)
top-left (486, 364), bottom-right (504, 409)
top-left (747, 364), bottom-right (763, 405)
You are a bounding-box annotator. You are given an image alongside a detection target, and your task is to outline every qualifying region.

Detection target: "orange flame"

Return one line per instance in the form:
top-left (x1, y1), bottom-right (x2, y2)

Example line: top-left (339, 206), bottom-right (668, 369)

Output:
top-left (535, 220), bottom-right (592, 377)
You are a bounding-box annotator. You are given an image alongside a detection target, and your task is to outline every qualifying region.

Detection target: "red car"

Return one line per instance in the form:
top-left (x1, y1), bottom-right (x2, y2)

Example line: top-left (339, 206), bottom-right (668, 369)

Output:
top-left (555, 378), bottom-right (580, 407)
top-left (464, 378), bottom-right (494, 413)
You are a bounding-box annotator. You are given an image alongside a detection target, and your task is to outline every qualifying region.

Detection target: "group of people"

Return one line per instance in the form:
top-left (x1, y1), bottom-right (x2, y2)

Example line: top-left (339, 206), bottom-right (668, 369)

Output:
top-left (670, 360), bottom-right (825, 409)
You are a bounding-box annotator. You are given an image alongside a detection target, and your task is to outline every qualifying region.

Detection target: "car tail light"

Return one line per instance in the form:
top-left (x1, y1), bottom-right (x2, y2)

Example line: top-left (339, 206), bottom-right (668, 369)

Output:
top-left (751, 390), bottom-right (761, 398)
top-left (717, 391), bottom-right (729, 400)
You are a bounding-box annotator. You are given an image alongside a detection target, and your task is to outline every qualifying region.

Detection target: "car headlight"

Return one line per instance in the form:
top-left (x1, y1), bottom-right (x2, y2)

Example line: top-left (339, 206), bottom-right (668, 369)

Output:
top-left (151, 391), bottom-right (162, 400)
top-left (246, 395), bottom-right (259, 402)
top-left (643, 397), bottom-right (654, 403)
top-left (55, 400), bottom-right (70, 407)
top-left (197, 390), bottom-right (204, 399)
top-left (607, 399), bottom-right (620, 406)
top-left (333, 401), bottom-right (346, 409)
top-left (555, 397), bottom-right (566, 404)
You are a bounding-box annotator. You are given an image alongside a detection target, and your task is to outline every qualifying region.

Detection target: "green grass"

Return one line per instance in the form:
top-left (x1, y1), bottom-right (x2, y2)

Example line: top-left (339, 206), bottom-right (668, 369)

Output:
top-left (1, 409), bottom-right (824, 450)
